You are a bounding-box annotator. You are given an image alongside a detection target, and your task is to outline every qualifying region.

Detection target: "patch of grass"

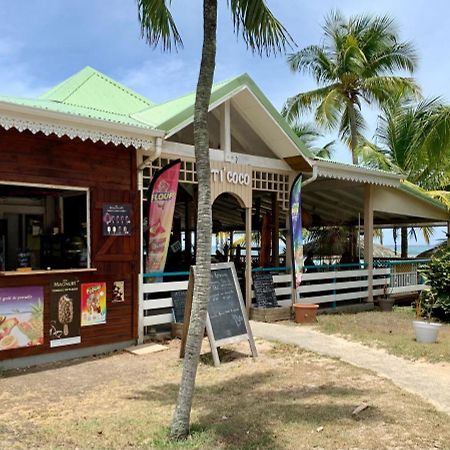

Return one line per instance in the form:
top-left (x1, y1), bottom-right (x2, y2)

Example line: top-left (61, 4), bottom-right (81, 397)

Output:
top-left (317, 307), bottom-right (450, 363)
top-left (2, 339), bottom-right (450, 449)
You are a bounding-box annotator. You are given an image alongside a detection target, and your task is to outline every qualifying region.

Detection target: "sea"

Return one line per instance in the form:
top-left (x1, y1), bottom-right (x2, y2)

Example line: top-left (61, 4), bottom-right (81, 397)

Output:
top-left (384, 244), bottom-right (433, 257)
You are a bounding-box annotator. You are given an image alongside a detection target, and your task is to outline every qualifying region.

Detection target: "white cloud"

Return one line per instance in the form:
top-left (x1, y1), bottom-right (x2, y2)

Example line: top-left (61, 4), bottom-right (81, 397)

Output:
top-left (120, 58), bottom-right (198, 103)
top-left (0, 38), bottom-right (50, 97)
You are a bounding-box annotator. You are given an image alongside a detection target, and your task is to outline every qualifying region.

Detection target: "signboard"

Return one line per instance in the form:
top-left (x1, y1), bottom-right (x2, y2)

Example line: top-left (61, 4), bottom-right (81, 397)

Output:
top-left (252, 272), bottom-right (278, 308)
top-left (290, 173), bottom-right (303, 291)
top-left (103, 203), bottom-right (132, 236)
top-left (81, 282), bottom-right (107, 326)
top-left (171, 290), bottom-right (186, 324)
top-left (146, 160), bottom-right (181, 273)
top-left (180, 262), bottom-right (257, 366)
top-left (0, 286), bottom-right (44, 351)
top-left (49, 278), bottom-right (81, 348)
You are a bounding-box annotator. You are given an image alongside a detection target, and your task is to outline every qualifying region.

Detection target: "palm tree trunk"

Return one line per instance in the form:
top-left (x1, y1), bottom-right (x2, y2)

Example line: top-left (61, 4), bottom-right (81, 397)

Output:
top-left (401, 226), bottom-right (408, 258)
top-left (347, 102), bottom-right (359, 165)
top-left (169, 0), bottom-right (217, 440)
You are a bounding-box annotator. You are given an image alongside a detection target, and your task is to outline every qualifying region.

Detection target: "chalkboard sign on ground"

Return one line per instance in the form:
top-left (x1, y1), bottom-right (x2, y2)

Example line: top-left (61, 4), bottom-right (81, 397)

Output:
top-left (208, 268), bottom-right (247, 340)
top-left (180, 262), bottom-right (257, 366)
top-left (171, 290), bottom-right (187, 323)
top-left (252, 271), bottom-right (278, 308)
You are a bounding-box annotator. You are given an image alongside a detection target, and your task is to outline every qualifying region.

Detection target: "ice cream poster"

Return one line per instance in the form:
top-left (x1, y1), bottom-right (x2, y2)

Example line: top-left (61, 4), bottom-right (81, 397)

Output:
top-left (49, 278), bottom-right (81, 348)
top-left (103, 203), bottom-right (132, 236)
top-left (0, 286), bottom-right (44, 351)
top-left (81, 282), bottom-right (106, 326)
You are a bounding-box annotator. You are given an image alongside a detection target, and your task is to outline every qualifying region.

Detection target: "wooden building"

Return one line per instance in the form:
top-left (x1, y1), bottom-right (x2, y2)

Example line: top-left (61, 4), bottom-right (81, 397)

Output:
top-left (1, 67), bottom-right (449, 367)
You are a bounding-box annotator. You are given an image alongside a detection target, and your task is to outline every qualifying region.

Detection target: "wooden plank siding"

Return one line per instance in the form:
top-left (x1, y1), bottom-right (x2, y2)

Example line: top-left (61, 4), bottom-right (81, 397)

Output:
top-left (0, 128), bottom-right (140, 361)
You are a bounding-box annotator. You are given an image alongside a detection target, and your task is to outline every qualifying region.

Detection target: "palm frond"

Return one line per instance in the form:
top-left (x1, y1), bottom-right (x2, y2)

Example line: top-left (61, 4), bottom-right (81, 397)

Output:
top-left (137, 0), bottom-right (183, 51)
top-left (282, 84), bottom-right (340, 121)
top-left (287, 45), bottom-right (335, 84)
top-left (229, 0), bottom-right (295, 56)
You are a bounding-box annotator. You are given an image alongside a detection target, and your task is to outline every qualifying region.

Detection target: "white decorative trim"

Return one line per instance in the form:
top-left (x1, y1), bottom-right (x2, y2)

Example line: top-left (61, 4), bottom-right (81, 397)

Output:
top-left (315, 160), bottom-right (401, 187)
top-left (0, 115), bottom-right (155, 151)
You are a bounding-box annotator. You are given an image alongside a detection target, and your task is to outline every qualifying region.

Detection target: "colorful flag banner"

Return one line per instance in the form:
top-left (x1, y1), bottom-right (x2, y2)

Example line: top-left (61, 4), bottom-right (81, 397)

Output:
top-left (146, 160), bottom-right (181, 274)
top-left (289, 174), bottom-right (303, 292)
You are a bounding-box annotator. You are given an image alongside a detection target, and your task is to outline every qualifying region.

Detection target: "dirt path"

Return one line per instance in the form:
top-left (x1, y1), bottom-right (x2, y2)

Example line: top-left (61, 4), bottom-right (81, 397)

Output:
top-left (251, 321), bottom-right (450, 415)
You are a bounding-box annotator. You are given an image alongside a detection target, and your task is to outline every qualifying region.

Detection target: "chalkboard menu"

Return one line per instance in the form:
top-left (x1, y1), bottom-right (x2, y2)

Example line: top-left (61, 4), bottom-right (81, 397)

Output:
top-left (252, 272), bottom-right (278, 308)
top-left (208, 268), bottom-right (247, 340)
top-left (180, 262), bottom-right (257, 366)
top-left (171, 290), bottom-right (187, 323)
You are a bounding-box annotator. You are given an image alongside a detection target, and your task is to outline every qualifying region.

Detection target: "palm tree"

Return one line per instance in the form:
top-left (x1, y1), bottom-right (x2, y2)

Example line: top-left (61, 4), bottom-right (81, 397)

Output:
top-left (358, 98), bottom-right (450, 256)
top-left (137, 0), bottom-right (292, 440)
top-left (290, 121), bottom-right (335, 159)
top-left (282, 10), bottom-right (419, 164)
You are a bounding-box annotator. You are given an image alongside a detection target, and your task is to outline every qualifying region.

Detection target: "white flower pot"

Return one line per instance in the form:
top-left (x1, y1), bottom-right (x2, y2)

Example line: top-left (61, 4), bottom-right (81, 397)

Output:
top-left (413, 320), bottom-right (442, 343)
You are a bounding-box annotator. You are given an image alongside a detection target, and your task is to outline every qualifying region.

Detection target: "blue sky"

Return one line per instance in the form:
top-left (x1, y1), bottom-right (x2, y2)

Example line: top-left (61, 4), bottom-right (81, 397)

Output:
top-left (0, 0), bottom-right (448, 247)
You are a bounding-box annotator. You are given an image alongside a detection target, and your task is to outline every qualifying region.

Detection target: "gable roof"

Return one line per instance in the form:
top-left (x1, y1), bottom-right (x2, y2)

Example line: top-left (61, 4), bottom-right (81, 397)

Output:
top-left (131, 73), bottom-right (313, 160)
top-left (40, 66), bottom-right (155, 116)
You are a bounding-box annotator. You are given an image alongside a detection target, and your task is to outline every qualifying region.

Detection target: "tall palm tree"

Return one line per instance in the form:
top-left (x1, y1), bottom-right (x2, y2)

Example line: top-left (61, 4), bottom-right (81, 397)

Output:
top-left (358, 97), bottom-right (450, 256)
top-left (290, 121), bottom-right (336, 159)
top-left (282, 10), bottom-right (420, 164)
top-left (137, 0), bottom-right (292, 440)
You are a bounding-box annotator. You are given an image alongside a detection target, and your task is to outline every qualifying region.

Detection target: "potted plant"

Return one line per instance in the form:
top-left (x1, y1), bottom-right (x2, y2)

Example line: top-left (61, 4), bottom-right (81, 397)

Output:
top-left (413, 249), bottom-right (449, 343)
top-left (413, 289), bottom-right (442, 343)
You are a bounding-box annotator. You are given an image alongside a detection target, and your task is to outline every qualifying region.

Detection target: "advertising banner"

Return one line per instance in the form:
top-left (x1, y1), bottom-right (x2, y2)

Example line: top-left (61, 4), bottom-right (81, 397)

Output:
top-left (146, 160), bottom-right (181, 273)
top-left (289, 174), bottom-right (303, 291)
top-left (81, 282), bottom-right (107, 326)
top-left (0, 286), bottom-right (44, 351)
top-left (49, 278), bottom-right (81, 348)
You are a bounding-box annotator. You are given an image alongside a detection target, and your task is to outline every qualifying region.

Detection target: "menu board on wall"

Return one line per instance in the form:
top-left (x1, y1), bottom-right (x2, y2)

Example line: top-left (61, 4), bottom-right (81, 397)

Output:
top-left (49, 278), bottom-right (81, 348)
top-left (0, 286), bottom-right (44, 351)
top-left (103, 204), bottom-right (132, 236)
top-left (81, 282), bottom-right (107, 326)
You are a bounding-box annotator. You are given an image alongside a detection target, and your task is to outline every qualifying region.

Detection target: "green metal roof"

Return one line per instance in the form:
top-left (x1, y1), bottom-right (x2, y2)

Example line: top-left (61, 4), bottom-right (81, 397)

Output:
top-left (400, 181), bottom-right (450, 213)
top-left (0, 94), bottom-right (152, 129)
top-left (0, 67), bottom-right (311, 158)
top-left (40, 66), bottom-right (154, 116)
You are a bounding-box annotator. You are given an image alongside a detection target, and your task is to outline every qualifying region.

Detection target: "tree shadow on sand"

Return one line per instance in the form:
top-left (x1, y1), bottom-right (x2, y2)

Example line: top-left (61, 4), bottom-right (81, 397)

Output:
top-left (128, 370), bottom-right (388, 449)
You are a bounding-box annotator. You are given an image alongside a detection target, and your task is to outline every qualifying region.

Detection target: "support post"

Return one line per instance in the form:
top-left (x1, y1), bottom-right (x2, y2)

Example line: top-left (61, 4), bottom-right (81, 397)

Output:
top-left (220, 101), bottom-right (231, 161)
top-left (137, 167), bottom-right (144, 344)
top-left (245, 206), bottom-right (252, 314)
top-left (364, 185), bottom-right (374, 303)
top-left (271, 193), bottom-right (280, 267)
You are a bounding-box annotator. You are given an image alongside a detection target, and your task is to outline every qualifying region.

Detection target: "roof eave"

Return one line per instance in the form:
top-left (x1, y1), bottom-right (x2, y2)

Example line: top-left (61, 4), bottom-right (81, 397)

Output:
top-left (314, 158), bottom-right (402, 187)
top-left (0, 100), bottom-right (165, 151)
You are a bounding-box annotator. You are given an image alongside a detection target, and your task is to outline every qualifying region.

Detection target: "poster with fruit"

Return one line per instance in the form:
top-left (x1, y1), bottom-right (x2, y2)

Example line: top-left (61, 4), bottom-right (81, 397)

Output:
top-left (49, 278), bottom-right (81, 348)
top-left (81, 282), bottom-right (106, 326)
top-left (0, 286), bottom-right (44, 351)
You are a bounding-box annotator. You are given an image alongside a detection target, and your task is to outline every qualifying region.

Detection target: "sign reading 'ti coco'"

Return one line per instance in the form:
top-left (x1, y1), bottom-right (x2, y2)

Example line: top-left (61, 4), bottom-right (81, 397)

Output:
top-left (211, 167), bottom-right (250, 186)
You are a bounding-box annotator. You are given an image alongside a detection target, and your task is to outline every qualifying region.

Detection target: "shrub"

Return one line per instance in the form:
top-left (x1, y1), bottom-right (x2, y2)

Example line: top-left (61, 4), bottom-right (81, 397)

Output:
top-left (418, 247), bottom-right (450, 321)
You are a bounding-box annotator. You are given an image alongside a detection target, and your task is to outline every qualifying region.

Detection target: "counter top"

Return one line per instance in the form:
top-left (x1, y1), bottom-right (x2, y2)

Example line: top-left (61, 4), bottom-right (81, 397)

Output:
top-left (0, 268), bottom-right (97, 276)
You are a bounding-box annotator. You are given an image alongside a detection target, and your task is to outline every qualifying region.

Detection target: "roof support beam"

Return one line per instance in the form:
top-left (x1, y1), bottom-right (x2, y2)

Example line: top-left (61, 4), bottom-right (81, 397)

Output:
top-left (220, 101), bottom-right (231, 161)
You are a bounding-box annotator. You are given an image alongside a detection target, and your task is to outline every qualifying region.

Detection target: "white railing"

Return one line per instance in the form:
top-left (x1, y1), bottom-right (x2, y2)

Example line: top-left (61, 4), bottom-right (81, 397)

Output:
top-left (296, 268), bottom-right (390, 305)
top-left (140, 260), bottom-right (428, 337)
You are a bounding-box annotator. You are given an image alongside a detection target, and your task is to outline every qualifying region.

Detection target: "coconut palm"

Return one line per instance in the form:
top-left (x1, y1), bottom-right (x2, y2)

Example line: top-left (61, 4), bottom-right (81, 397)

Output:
top-left (137, 0), bottom-right (293, 440)
top-left (290, 121), bottom-right (336, 159)
top-left (358, 97), bottom-right (450, 256)
top-left (282, 10), bottom-right (420, 164)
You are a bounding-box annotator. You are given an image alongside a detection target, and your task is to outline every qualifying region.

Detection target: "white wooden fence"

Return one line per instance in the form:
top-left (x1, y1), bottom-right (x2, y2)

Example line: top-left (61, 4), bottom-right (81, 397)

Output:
top-left (140, 267), bottom-right (394, 338)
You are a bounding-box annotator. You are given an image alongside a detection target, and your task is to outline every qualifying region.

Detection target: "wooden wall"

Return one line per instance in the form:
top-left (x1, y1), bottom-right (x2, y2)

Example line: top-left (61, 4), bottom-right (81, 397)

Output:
top-left (0, 128), bottom-right (140, 361)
